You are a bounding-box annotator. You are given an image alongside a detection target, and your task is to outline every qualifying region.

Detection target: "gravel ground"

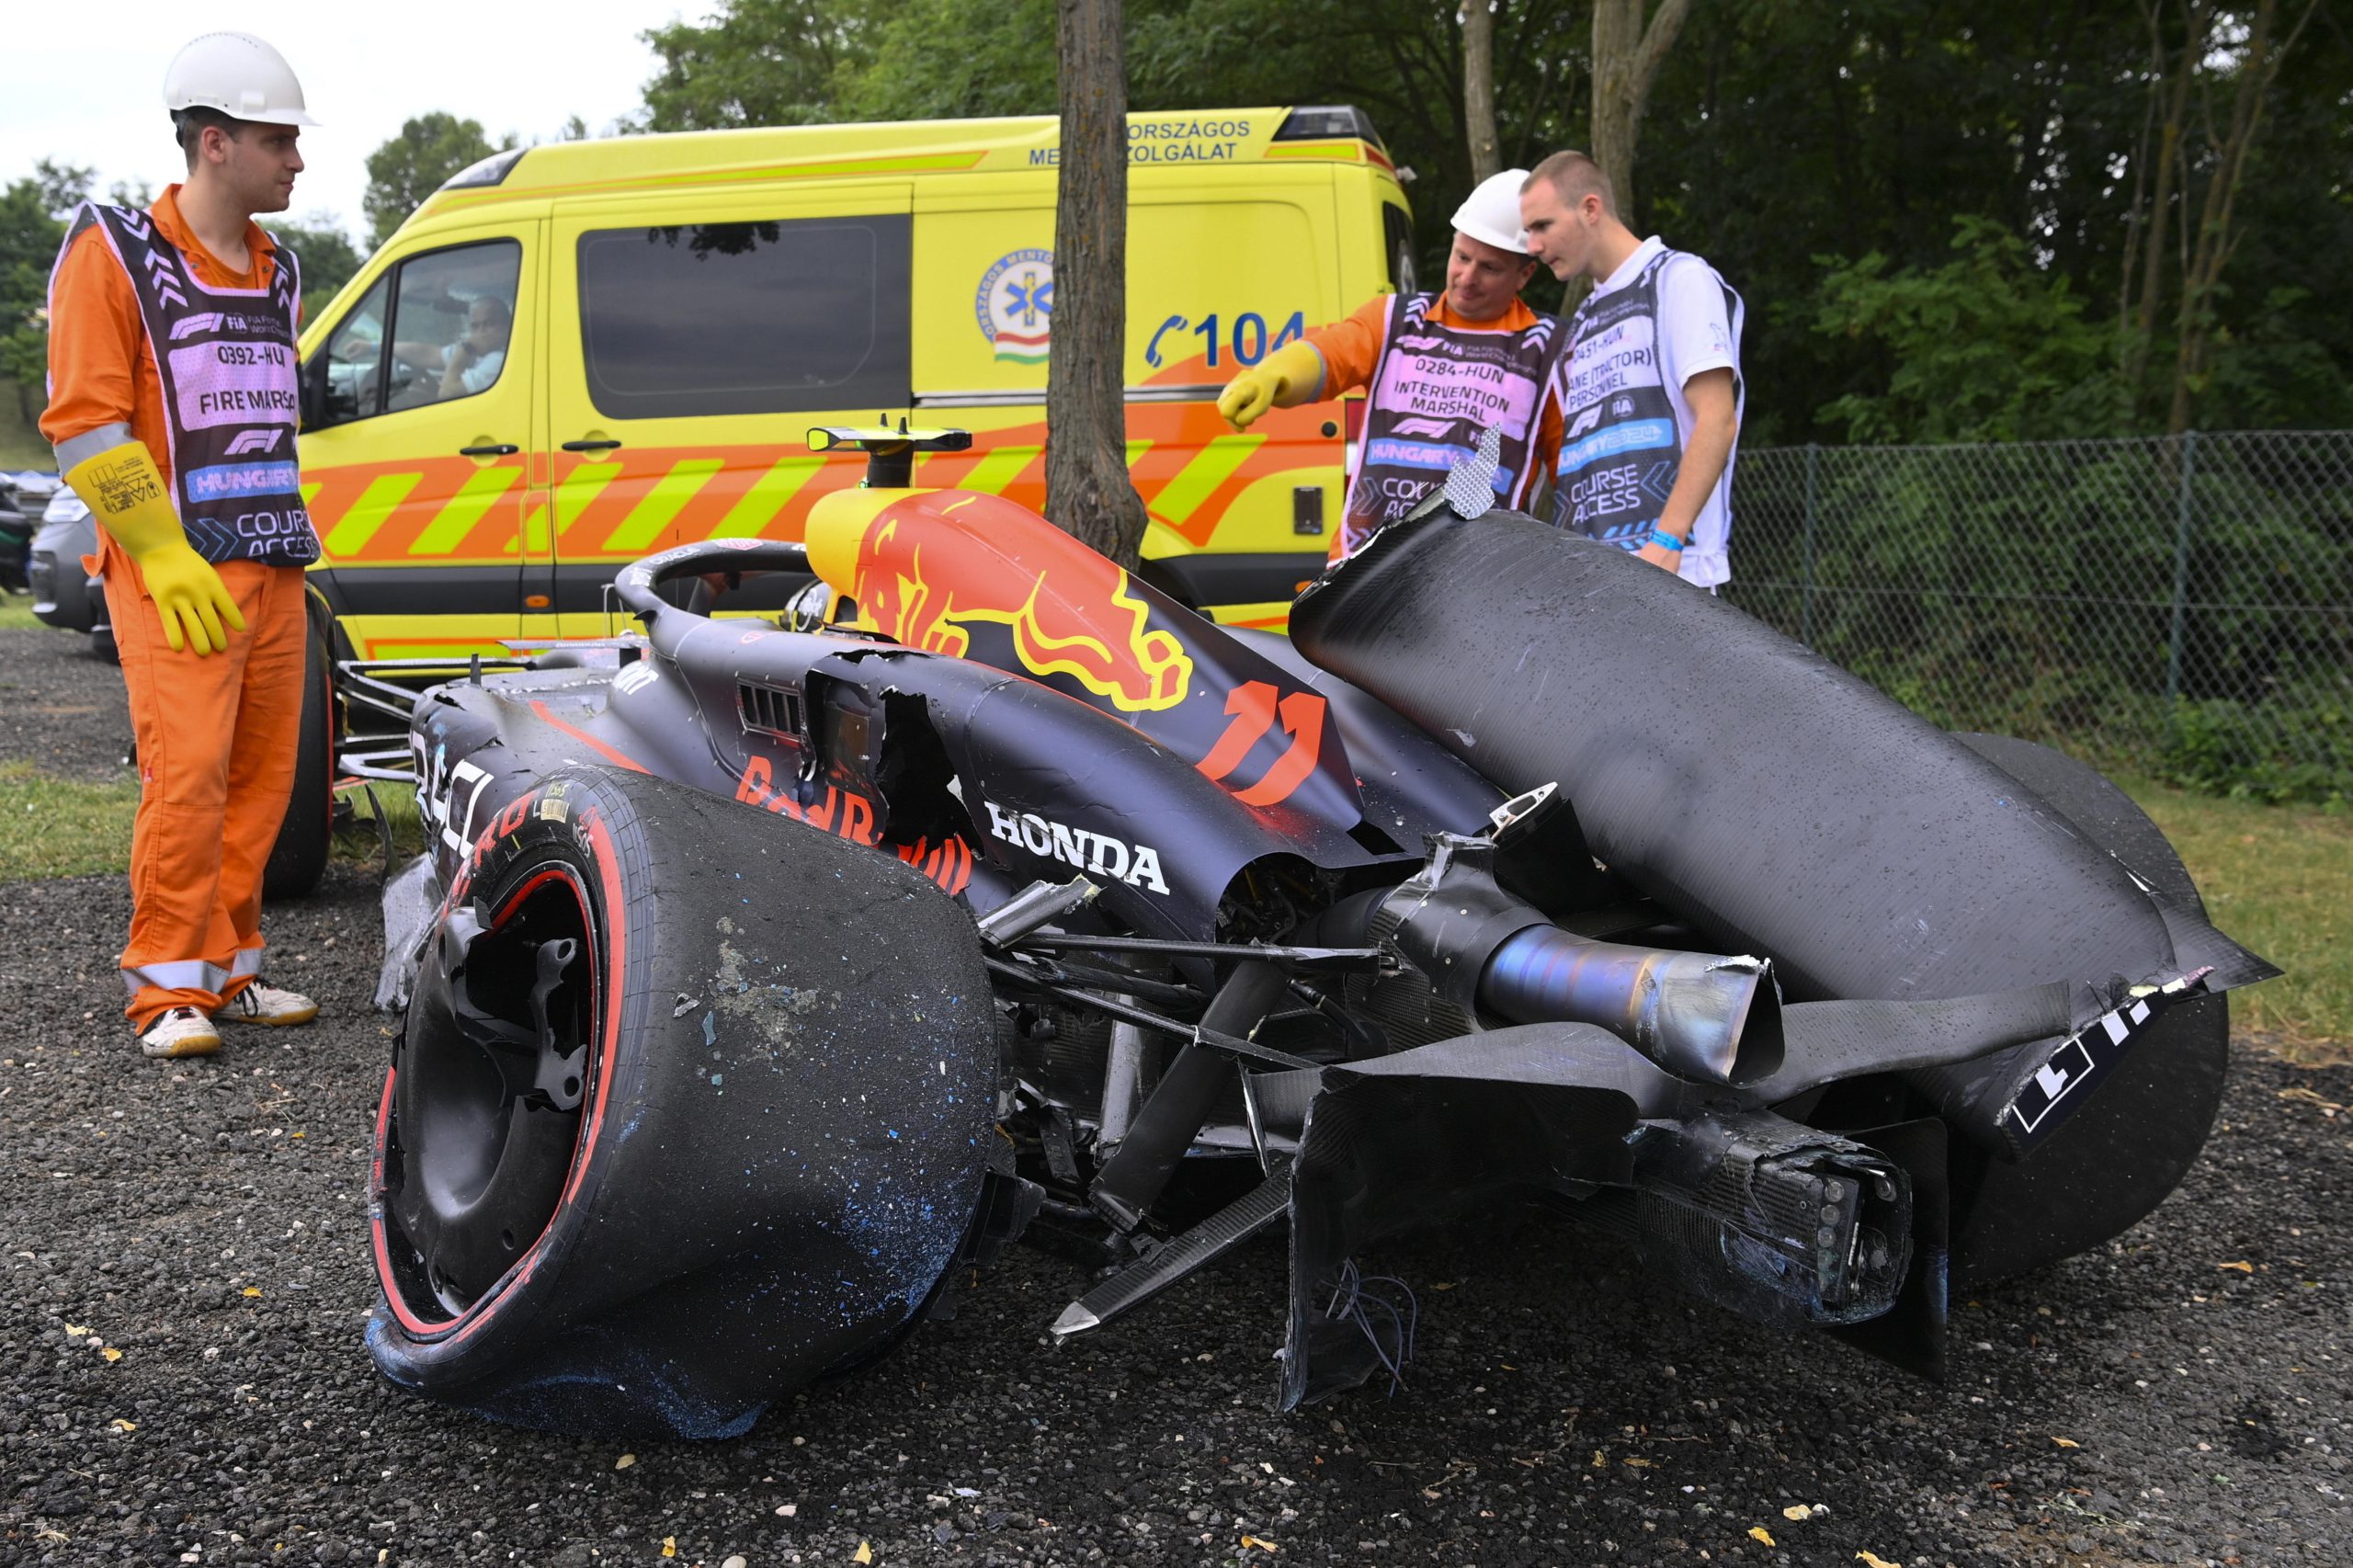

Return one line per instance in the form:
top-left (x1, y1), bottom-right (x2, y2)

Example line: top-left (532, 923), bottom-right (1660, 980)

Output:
top-left (3, 635), bottom-right (2349, 1567)
top-left (0, 628), bottom-right (132, 783)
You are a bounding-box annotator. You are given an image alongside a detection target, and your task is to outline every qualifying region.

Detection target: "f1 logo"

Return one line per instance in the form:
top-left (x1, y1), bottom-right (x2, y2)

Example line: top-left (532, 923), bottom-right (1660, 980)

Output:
top-left (224, 429), bottom-right (286, 456)
top-left (1564, 404), bottom-right (1603, 440)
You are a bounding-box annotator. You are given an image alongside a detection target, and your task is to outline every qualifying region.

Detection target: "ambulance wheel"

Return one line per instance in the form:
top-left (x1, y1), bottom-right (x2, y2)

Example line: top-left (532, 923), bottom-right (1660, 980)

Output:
top-left (89, 624), bottom-right (118, 664)
top-left (367, 765), bottom-right (998, 1437)
top-left (262, 631), bottom-right (332, 900)
top-left (1944, 733), bottom-right (2230, 1287)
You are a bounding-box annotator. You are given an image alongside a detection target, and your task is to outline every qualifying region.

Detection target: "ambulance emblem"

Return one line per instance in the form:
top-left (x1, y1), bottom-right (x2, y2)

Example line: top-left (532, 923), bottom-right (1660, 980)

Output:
top-left (975, 247), bottom-right (1053, 365)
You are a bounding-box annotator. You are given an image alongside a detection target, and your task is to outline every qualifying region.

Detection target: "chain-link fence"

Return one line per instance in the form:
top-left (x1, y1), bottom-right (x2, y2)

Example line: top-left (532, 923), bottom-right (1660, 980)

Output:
top-left (1720, 431), bottom-right (2353, 803)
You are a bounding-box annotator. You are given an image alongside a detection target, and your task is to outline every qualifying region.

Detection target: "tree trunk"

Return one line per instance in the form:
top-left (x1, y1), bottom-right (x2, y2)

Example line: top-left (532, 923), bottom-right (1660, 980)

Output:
top-left (2165, 0), bottom-right (2315, 434)
top-left (1589, 0), bottom-right (1692, 229)
top-left (1044, 0), bottom-right (1150, 569)
top-left (2120, 0), bottom-right (2206, 415)
top-left (1463, 1), bottom-right (1501, 183)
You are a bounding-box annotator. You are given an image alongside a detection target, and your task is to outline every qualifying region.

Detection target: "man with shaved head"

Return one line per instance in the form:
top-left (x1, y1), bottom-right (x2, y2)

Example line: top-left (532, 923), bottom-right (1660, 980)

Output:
top-left (1518, 152), bottom-right (1745, 588)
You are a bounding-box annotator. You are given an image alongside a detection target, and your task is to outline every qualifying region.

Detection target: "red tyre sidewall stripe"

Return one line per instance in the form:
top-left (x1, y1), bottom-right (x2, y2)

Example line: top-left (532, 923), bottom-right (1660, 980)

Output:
top-left (369, 1067), bottom-right (401, 1307)
top-left (371, 812), bottom-right (628, 1347)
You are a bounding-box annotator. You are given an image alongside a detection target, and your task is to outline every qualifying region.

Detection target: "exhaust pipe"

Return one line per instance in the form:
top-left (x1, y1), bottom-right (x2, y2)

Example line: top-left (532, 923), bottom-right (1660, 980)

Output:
top-left (1482, 928), bottom-right (1780, 1085)
top-left (1366, 827), bottom-right (1781, 1085)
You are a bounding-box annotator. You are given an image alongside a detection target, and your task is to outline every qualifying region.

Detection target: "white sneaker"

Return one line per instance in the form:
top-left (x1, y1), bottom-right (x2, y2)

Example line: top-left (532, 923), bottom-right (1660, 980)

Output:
top-left (140, 1006), bottom-right (222, 1059)
top-left (218, 982), bottom-right (319, 1028)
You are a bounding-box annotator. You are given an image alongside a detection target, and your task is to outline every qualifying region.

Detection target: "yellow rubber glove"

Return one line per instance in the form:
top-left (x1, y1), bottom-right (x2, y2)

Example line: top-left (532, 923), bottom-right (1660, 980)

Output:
top-left (65, 441), bottom-right (246, 656)
top-left (1214, 340), bottom-right (1325, 432)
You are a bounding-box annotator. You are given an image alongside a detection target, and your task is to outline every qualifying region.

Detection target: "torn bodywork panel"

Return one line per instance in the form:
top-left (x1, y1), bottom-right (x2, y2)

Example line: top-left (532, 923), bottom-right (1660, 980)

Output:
top-left (365, 450), bottom-right (2277, 1437)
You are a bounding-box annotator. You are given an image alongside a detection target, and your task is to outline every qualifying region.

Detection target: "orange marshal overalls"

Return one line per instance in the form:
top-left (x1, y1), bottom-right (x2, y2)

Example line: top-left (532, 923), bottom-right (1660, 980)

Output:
top-left (41, 185), bottom-right (313, 1030)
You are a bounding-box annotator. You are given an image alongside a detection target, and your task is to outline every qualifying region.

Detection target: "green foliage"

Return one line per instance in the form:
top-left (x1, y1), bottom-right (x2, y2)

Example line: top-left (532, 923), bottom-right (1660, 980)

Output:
top-left (267, 217), bottom-right (366, 322)
top-left (841, 0), bottom-right (1057, 121)
top-left (1810, 217), bottom-right (2128, 445)
top-left (363, 114), bottom-right (515, 246)
top-left (629, 0), bottom-right (2348, 437)
top-left (642, 0), bottom-right (880, 130)
top-left (636, 0), bottom-right (1586, 292)
top-left (30, 162), bottom-right (92, 219)
top-left (2198, 288), bottom-right (2353, 432)
top-left (0, 162), bottom-right (92, 426)
top-left (2159, 684), bottom-right (2353, 809)
top-left (1726, 433), bottom-right (2353, 806)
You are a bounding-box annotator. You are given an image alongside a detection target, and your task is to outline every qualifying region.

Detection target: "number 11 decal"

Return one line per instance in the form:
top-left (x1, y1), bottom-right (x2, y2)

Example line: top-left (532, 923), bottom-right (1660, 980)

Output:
top-left (1195, 680), bottom-right (1326, 808)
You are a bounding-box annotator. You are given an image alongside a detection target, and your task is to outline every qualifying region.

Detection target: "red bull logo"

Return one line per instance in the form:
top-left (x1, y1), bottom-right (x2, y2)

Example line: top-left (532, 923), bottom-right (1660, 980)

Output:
top-left (805, 489), bottom-right (1194, 713)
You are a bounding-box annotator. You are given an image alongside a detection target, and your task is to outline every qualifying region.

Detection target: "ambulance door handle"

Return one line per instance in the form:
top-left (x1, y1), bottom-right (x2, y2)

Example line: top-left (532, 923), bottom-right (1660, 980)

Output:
top-left (562, 438), bottom-right (623, 453)
top-left (459, 443), bottom-right (519, 457)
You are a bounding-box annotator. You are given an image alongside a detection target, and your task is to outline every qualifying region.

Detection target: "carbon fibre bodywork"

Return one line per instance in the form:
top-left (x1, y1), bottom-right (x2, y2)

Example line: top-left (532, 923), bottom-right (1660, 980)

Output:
top-left (367, 475), bottom-right (2275, 1436)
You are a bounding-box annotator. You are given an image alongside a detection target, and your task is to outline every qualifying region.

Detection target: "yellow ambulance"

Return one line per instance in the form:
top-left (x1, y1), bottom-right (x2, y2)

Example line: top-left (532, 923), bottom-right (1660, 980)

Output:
top-left (294, 105), bottom-right (1415, 664)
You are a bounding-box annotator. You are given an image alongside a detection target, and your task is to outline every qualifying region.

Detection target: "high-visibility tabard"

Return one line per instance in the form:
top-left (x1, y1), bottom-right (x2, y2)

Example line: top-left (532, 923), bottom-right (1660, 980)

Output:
top-left (65, 204), bottom-right (316, 565)
top-left (1545, 248), bottom-right (1733, 548)
top-left (1339, 293), bottom-right (1552, 556)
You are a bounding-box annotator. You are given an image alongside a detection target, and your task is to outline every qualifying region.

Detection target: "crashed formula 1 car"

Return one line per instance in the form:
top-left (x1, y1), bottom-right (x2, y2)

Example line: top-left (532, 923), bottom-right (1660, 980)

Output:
top-left (361, 428), bottom-right (2275, 1437)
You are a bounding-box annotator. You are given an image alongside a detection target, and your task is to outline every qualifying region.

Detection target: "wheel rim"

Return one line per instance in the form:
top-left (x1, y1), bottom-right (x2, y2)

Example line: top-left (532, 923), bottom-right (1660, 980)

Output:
top-left (380, 863), bottom-right (597, 1323)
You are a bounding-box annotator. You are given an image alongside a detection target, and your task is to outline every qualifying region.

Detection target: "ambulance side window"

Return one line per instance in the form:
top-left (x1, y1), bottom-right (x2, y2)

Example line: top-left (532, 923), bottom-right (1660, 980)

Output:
top-left (574, 215), bottom-right (912, 418)
top-left (313, 240), bottom-right (522, 426)
top-left (1383, 204), bottom-right (1417, 295)
top-left (384, 243), bottom-right (523, 412)
top-left (319, 275), bottom-right (391, 424)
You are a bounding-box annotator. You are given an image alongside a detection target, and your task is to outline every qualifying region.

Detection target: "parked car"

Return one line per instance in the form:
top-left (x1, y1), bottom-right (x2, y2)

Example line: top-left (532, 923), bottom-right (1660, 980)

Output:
top-left (1, 470), bottom-right (61, 594)
top-left (27, 481), bottom-right (113, 660)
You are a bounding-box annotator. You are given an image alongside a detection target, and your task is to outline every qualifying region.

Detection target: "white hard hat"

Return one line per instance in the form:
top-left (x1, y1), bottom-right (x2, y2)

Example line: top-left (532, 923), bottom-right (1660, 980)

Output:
top-left (1451, 169), bottom-right (1531, 254)
top-left (163, 32), bottom-right (318, 127)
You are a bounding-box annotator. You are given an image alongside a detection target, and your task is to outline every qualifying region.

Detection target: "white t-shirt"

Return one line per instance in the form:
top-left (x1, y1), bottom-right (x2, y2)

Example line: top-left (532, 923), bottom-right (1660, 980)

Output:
top-left (445, 346), bottom-right (506, 395)
top-left (1581, 235), bottom-right (1744, 587)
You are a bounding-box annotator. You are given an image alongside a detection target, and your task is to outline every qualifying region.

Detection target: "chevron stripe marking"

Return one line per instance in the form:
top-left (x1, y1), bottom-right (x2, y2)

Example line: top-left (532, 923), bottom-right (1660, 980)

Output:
top-left (957, 443), bottom-right (1042, 495)
top-left (552, 462), bottom-right (625, 538)
top-left (599, 458), bottom-right (727, 552)
top-left (321, 472), bottom-right (425, 558)
top-left (511, 502), bottom-right (551, 554)
top-left (710, 456), bottom-right (823, 539)
top-left (1151, 435), bottom-right (1266, 526)
top-left (411, 464), bottom-right (524, 555)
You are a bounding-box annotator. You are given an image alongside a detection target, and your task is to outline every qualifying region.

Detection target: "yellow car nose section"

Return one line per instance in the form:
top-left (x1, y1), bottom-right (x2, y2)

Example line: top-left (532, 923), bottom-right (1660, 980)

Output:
top-left (803, 486), bottom-right (931, 593)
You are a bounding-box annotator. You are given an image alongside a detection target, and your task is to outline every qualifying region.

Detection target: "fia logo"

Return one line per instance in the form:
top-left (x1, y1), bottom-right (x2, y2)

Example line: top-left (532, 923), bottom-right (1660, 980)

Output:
top-left (224, 429), bottom-right (287, 456)
top-left (1612, 395), bottom-right (1637, 418)
top-left (974, 248), bottom-right (1053, 365)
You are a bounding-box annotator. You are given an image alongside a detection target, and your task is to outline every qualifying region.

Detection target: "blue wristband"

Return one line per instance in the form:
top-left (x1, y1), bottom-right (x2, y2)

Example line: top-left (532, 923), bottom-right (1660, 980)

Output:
top-left (1648, 529), bottom-right (1686, 551)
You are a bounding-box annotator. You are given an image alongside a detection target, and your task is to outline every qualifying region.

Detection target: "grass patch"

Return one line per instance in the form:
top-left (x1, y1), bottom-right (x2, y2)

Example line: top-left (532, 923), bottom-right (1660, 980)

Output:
top-left (0, 381), bottom-right (53, 471)
top-left (0, 596), bottom-right (50, 631)
top-left (0, 764), bottom-right (425, 884)
top-left (332, 778), bottom-right (425, 865)
top-left (2121, 775), bottom-right (2353, 1060)
top-left (0, 744), bottom-right (2335, 1053)
top-left (0, 759), bottom-right (135, 879)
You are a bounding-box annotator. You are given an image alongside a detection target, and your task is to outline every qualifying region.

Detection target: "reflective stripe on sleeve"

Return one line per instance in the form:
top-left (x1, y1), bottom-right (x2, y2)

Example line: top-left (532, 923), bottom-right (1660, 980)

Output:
top-left (54, 422), bottom-right (135, 472)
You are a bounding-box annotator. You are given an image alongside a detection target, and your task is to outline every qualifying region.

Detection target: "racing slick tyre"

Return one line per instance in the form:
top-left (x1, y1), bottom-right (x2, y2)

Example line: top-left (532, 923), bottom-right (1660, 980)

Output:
top-left (1944, 733), bottom-right (2231, 1287)
top-left (261, 631), bottom-right (332, 901)
top-left (367, 765), bottom-right (998, 1437)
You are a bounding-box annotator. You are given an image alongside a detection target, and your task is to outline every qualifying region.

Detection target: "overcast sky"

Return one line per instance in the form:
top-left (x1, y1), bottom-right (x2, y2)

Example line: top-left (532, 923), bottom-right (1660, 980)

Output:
top-left (5, 6), bottom-right (678, 242)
